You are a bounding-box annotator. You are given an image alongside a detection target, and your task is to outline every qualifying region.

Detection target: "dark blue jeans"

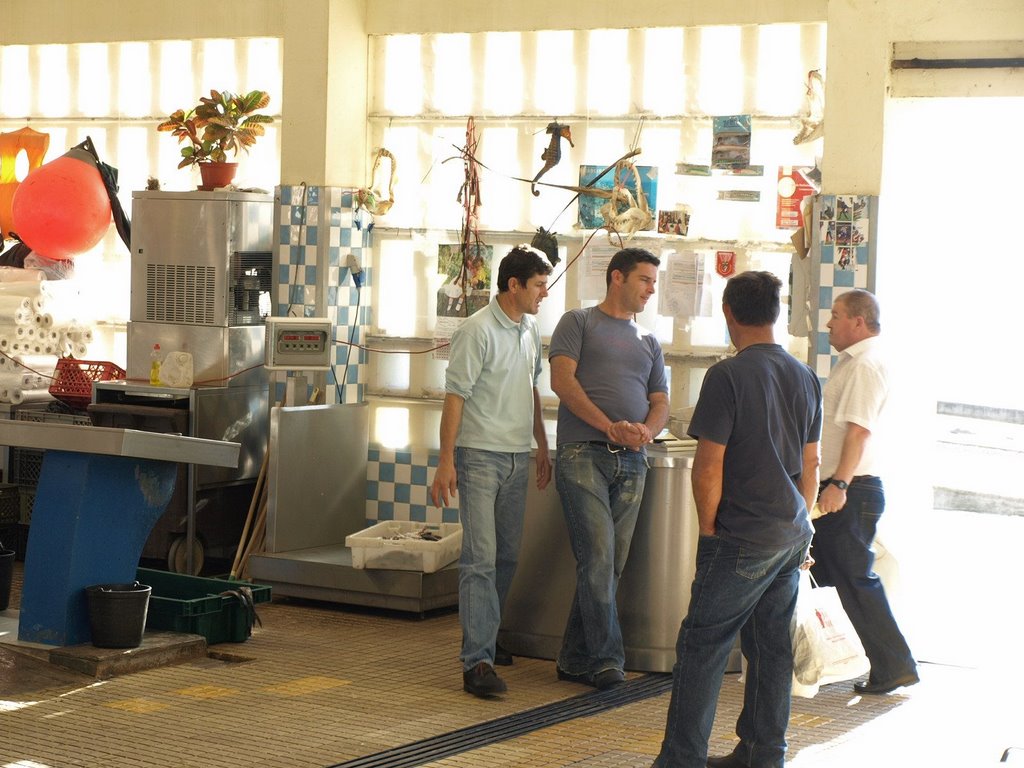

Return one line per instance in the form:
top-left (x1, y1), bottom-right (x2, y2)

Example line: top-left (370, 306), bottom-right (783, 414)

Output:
top-left (810, 475), bottom-right (916, 684)
top-left (654, 535), bottom-right (808, 768)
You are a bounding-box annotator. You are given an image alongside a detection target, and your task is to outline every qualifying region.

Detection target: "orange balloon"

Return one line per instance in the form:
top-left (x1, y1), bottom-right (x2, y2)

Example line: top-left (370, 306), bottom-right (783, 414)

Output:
top-left (11, 147), bottom-right (111, 260)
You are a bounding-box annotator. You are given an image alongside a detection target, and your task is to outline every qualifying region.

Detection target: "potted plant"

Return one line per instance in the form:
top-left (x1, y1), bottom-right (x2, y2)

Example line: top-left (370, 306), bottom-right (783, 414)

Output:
top-left (157, 89), bottom-right (274, 190)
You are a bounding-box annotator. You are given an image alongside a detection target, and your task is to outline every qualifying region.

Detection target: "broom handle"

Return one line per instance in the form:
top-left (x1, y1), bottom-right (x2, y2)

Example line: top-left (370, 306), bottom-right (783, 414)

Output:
top-left (231, 444), bottom-right (269, 578)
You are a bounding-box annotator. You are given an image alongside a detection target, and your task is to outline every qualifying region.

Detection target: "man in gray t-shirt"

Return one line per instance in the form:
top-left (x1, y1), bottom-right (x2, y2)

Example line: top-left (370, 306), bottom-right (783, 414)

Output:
top-left (548, 247), bottom-right (669, 691)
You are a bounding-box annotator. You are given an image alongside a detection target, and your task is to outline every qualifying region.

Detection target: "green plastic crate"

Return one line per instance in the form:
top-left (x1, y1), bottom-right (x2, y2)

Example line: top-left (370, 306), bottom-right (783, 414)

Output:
top-left (136, 567), bottom-right (271, 644)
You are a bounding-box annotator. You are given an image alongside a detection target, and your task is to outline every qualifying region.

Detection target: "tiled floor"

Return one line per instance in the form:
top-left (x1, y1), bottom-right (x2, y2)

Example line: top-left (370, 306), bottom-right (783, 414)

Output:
top-left (1, 560), bottom-right (1021, 768)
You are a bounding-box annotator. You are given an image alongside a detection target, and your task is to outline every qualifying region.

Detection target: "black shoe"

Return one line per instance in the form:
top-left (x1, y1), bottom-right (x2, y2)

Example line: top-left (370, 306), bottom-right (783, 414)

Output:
top-left (463, 662), bottom-right (507, 698)
top-left (593, 668), bottom-right (625, 690)
top-left (556, 667), bottom-right (593, 686)
top-left (706, 751), bottom-right (750, 768)
top-left (494, 643), bottom-right (513, 666)
top-left (853, 671), bottom-right (920, 695)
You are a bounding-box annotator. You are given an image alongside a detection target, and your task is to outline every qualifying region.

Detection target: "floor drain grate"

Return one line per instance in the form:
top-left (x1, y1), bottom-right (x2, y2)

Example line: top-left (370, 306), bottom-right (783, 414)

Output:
top-left (328, 673), bottom-right (672, 768)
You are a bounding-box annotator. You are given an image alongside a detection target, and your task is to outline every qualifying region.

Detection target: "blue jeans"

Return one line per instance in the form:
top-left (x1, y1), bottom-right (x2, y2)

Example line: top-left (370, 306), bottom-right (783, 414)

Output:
top-left (555, 442), bottom-right (648, 676)
top-left (810, 476), bottom-right (916, 683)
top-left (456, 447), bottom-right (529, 670)
top-left (654, 535), bottom-right (809, 768)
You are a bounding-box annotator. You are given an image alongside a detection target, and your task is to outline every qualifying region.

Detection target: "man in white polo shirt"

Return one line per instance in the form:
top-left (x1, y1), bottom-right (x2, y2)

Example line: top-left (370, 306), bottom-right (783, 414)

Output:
top-left (812, 288), bottom-right (918, 695)
top-left (430, 245), bottom-right (553, 698)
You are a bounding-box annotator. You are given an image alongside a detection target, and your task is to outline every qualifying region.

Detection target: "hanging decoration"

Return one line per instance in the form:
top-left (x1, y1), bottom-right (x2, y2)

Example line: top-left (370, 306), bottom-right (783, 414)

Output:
top-left (0, 127), bottom-right (50, 241)
top-left (794, 70), bottom-right (825, 145)
top-left (594, 160), bottom-right (653, 241)
top-left (530, 121), bottom-right (574, 196)
top-left (530, 226), bottom-right (560, 267)
top-left (356, 147), bottom-right (396, 216)
top-left (715, 250), bottom-right (737, 277)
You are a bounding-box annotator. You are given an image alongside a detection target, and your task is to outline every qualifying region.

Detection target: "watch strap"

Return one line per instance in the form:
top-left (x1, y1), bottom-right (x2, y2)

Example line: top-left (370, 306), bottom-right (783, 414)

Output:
top-left (829, 478), bottom-right (849, 491)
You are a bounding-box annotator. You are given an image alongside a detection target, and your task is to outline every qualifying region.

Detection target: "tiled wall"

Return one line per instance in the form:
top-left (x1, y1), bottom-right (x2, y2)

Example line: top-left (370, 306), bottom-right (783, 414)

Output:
top-left (366, 445), bottom-right (460, 526)
top-left (276, 187), bottom-right (457, 528)
top-left (809, 194), bottom-right (877, 379)
top-left (275, 184), bottom-right (370, 405)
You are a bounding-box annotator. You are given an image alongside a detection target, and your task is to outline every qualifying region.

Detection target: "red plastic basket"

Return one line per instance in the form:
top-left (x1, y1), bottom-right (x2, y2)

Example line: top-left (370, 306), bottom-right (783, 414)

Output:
top-left (48, 357), bottom-right (127, 410)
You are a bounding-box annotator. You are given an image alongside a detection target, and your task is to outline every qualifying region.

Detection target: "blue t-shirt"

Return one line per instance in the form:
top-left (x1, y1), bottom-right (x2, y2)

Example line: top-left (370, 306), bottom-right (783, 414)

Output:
top-left (689, 343), bottom-right (822, 551)
top-left (549, 306), bottom-right (668, 446)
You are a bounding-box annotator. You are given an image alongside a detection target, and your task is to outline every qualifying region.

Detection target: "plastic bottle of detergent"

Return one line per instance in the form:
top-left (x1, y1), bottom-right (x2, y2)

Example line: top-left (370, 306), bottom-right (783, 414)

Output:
top-left (149, 343), bottom-right (162, 385)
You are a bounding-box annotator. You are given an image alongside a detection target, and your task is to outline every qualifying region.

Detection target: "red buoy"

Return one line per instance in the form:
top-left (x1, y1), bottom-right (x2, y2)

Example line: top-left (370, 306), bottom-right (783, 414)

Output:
top-left (11, 147), bottom-right (111, 260)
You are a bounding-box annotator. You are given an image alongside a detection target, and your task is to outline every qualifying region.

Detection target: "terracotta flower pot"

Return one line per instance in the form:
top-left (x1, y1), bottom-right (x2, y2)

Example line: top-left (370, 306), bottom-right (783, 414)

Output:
top-left (198, 161), bottom-right (238, 191)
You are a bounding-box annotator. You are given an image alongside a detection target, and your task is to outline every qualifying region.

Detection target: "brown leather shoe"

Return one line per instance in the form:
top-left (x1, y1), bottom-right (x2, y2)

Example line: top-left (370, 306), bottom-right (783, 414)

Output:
top-left (853, 671), bottom-right (920, 695)
top-left (463, 662), bottom-right (507, 697)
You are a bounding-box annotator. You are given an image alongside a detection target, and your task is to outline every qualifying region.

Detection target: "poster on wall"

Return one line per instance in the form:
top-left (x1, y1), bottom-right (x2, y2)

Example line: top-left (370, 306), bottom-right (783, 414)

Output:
top-left (818, 194), bottom-right (870, 271)
top-left (577, 164), bottom-right (658, 230)
top-left (578, 244), bottom-right (618, 301)
top-left (711, 115), bottom-right (752, 170)
top-left (432, 242), bottom-right (493, 360)
top-left (659, 251), bottom-right (712, 318)
top-left (436, 243), bottom-right (492, 318)
top-left (776, 166), bottom-right (817, 229)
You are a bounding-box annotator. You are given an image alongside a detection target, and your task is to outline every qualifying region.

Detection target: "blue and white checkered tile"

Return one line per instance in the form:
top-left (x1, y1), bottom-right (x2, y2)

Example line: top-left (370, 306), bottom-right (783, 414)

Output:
top-left (365, 446), bottom-right (459, 527)
top-left (274, 185), bottom-right (372, 404)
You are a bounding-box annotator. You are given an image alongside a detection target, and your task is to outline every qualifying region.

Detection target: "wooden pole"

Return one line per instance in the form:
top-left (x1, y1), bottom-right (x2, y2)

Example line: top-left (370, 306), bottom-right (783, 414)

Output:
top-left (231, 446), bottom-right (268, 578)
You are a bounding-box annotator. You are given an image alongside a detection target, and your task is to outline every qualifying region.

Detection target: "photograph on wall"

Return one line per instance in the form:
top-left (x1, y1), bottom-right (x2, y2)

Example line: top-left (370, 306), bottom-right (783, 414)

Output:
top-left (658, 209), bottom-right (690, 236)
top-left (711, 115), bottom-right (752, 170)
top-left (577, 164), bottom-right (658, 230)
top-left (818, 194), bottom-right (871, 272)
top-left (436, 242), bottom-right (492, 319)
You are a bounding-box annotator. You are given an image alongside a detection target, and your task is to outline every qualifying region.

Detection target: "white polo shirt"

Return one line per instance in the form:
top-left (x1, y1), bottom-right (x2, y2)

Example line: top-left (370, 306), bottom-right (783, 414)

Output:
top-left (820, 335), bottom-right (888, 478)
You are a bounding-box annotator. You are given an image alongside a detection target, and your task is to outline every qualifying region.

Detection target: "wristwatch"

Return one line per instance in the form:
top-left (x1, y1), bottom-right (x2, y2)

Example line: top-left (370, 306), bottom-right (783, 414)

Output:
top-left (829, 478), bottom-right (849, 491)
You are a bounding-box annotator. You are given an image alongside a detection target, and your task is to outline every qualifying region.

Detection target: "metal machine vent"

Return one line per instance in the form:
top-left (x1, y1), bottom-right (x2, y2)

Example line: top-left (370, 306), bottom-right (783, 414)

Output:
top-left (145, 264), bottom-right (217, 325)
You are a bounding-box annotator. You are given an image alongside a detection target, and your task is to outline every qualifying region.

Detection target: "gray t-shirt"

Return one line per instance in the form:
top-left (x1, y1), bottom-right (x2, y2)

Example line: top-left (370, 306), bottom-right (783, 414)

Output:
top-left (549, 306), bottom-right (668, 446)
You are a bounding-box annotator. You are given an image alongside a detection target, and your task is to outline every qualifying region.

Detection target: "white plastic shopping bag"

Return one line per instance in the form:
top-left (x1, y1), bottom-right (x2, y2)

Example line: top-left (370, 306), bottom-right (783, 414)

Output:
top-left (791, 570), bottom-right (869, 689)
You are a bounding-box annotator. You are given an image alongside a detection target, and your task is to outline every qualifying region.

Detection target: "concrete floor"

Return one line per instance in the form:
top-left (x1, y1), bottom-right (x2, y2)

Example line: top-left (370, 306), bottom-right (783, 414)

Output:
top-left (1, 558), bottom-right (1021, 768)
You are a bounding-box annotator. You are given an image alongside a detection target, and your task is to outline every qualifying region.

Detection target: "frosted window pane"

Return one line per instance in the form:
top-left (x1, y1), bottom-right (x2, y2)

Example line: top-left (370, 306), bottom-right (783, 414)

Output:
top-left (483, 33), bottom-right (522, 114)
top-left (432, 34), bottom-right (471, 115)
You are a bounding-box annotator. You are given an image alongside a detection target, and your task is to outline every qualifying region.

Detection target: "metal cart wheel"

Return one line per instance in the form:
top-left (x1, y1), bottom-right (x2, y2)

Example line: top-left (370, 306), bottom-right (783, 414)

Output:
top-left (166, 535), bottom-right (204, 575)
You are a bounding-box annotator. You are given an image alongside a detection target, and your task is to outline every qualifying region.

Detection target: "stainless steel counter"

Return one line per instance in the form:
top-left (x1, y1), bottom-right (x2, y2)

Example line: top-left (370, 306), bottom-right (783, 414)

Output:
top-left (499, 444), bottom-right (703, 673)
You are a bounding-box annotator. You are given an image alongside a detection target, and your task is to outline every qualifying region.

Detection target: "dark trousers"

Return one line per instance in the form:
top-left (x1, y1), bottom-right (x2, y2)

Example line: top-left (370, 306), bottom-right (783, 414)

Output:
top-left (811, 476), bottom-right (916, 683)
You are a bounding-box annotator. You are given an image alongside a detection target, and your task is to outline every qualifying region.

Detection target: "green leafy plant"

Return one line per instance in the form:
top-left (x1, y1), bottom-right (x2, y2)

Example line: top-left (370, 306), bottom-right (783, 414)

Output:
top-left (157, 89), bottom-right (273, 169)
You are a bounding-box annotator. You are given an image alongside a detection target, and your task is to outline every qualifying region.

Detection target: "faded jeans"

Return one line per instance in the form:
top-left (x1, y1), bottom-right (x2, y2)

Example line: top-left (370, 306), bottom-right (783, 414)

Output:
top-left (555, 442), bottom-right (648, 676)
top-left (456, 447), bottom-right (529, 670)
top-left (654, 535), bottom-right (809, 768)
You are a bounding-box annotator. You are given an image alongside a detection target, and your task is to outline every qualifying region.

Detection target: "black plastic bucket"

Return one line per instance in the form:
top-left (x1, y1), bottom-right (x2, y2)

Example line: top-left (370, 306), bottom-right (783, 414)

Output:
top-left (85, 581), bottom-right (152, 648)
top-left (0, 549), bottom-right (13, 612)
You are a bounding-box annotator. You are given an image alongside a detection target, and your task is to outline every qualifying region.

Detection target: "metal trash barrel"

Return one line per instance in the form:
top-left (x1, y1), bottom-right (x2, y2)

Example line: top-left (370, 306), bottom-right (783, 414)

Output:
top-left (85, 581), bottom-right (151, 648)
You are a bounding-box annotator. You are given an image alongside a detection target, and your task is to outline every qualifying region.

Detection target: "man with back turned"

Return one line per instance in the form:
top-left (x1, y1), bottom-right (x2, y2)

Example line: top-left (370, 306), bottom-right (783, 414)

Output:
top-left (654, 270), bottom-right (822, 768)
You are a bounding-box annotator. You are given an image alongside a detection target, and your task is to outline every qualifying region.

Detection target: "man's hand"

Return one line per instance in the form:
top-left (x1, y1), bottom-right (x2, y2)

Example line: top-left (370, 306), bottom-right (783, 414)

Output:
top-left (607, 420), bottom-right (650, 450)
top-left (817, 483), bottom-right (846, 515)
top-left (430, 460), bottom-right (457, 508)
top-left (535, 448), bottom-right (552, 490)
